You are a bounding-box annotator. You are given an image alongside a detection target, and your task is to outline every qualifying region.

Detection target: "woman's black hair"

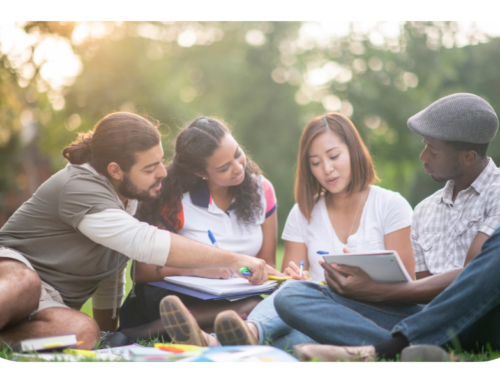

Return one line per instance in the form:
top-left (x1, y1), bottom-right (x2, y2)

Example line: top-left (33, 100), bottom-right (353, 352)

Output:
top-left (137, 116), bottom-right (263, 230)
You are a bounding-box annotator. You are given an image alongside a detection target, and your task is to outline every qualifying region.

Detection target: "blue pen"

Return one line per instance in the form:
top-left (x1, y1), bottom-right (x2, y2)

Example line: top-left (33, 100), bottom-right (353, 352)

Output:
top-left (207, 230), bottom-right (219, 248)
top-left (299, 260), bottom-right (304, 277)
top-left (316, 251), bottom-right (329, 255)
top-left (208, 230), bottom-right (233, 278)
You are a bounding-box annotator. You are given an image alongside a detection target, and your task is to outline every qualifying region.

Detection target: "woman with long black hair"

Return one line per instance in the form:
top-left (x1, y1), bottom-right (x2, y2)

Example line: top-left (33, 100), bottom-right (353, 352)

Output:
top-left (116, 116), bottom-right (278, 344)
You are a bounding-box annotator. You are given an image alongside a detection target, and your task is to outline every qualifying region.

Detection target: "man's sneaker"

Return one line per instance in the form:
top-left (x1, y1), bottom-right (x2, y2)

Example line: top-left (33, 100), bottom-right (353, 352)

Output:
top-left (214, 310), bottom-right (258, 346)
top-left (99, 331), bottom-right (135, 348)
top-left (159, 295), bottom-right (207, 347)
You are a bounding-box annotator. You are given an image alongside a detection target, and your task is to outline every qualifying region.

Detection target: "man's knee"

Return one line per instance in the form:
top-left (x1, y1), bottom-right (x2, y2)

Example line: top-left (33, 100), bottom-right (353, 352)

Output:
top-left (18, 268), bottom-right (42, 299)
top-left (0, 261), bottom-right (41, 327)
top-left (34, 308), bottom-right (100, 350)
top-left (0, 259), bottom-right (41, 296)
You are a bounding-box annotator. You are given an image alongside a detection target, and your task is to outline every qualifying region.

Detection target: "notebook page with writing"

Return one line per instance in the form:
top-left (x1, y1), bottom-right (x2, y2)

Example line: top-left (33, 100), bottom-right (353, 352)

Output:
top-left (163, 276), bottom-right (277, 296)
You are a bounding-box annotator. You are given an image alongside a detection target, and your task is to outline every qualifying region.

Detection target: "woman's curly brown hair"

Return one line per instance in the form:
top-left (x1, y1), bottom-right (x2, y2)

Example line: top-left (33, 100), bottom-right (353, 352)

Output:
top-left (137, 116), bottom-right (263, 231)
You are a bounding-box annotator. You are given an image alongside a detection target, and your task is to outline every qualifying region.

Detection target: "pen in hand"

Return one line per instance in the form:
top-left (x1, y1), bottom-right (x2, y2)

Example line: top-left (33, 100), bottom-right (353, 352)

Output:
top-left (299, 260), bottom-right (304, 277)
top-left (239, 267), bottom-right (252, 276)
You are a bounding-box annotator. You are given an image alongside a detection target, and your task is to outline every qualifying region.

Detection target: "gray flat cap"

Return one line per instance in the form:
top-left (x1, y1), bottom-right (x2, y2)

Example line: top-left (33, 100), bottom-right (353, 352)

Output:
top-left (407, 93), bottom-right (498, 144)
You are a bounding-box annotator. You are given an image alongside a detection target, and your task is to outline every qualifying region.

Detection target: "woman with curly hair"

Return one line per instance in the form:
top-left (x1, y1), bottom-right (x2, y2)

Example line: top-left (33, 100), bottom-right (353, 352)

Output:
top-left (116, 116), bottom-right (278, 343)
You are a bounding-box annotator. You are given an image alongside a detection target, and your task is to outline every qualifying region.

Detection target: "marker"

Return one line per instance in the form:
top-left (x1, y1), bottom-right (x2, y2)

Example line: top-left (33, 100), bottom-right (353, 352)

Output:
top-left (316, 251), bottom-right (329, 255)
top-left (299, 260), bottom-right (304, 277)
top-left (239, 267), bottom-right (251, 276)
top-left (43, 342), bottom-right (63, 348)
top-left (207, 230), bottom-right (219, 248)
top-left (63, 349), bottom-right (97, 357)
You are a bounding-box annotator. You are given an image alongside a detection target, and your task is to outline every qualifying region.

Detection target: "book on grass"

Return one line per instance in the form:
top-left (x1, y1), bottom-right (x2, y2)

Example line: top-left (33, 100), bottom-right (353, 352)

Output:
top-left (12, 333), bottom-right (78, 353)
top-left (323, 250), bottom-right (412, 283)
top-left (129, 347), bottom-right (204, 362)
top-left (162, 276), bottom-right (278, 297)
top-left (177, 345), bottom-right (299, 363)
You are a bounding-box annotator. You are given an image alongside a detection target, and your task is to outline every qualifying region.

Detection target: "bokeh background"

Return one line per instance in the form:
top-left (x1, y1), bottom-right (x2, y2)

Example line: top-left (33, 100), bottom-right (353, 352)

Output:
top-left (2, 21), bottom-right (500, 239)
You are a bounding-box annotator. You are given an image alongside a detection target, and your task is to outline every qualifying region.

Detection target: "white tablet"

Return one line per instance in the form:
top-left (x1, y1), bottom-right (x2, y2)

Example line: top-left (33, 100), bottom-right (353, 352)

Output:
top-left (322, 250), bottom-right (412, 283)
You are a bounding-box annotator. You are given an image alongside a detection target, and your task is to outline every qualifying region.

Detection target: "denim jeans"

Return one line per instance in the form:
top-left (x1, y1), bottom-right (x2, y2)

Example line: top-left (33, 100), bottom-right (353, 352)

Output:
top-left (246, 285), bottom-right (317, 351)
top-left (274, 227), bottom-right (500, 351)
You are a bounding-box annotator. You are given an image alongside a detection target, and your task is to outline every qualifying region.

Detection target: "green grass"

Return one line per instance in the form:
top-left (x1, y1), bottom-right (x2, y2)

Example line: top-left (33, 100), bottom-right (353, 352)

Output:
top-left (2, 245), bottom-right (499, 362)
top-left (0, 346), bottom-right (500, 364)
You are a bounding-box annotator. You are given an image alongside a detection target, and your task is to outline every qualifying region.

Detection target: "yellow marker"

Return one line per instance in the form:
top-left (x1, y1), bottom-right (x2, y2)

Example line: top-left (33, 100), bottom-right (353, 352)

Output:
top-left (63, 349), bottom-right (97, 357)
top-left (154, 343), bottom-right (200, 352)
top-left (267, 276), bottom-right (291, 281)
top-left (43, 343), bottom-right (63, 348)
top-left (319, 281), bottom-right (327, 285)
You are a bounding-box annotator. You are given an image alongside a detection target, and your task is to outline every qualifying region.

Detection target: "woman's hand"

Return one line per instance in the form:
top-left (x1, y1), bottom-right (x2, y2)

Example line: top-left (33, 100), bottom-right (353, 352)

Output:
top-left (283, 261), bottom-right (309, 278)
top-left (195, 268), bottom-right (234, 279)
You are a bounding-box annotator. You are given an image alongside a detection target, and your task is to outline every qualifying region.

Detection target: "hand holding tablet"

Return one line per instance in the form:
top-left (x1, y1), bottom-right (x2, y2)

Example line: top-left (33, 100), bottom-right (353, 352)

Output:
top-left (321, 251), bottom-right (412, 283)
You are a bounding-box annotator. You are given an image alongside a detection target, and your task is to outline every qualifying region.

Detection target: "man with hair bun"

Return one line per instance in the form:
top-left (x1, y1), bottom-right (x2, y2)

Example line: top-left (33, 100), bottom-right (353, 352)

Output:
top-left (0, 112), bottom-right (271, 350)
top-left (274, 93), bottom-right (500, 361)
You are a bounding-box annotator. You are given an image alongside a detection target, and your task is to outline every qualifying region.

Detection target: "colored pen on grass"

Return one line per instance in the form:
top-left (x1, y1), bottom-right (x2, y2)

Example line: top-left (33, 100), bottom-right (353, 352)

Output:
top-left (299, 260), bottom-right (304, 277)
top-left (63, 350), bottom-right (97, 358)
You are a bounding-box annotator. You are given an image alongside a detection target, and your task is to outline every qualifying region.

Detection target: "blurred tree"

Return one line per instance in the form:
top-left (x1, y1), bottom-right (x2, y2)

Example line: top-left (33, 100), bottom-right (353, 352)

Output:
top-left (0, 22), bottom-right (77, 223)
top-left (59, 21), bottom-right (307, 236)
top-left (3, 21), bottom-right (500, 236)
top-left (275, 21), bottom-right (500, 207)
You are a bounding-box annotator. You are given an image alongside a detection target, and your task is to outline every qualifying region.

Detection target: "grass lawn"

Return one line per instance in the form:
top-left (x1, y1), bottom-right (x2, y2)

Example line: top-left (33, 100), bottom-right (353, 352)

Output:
top-left (2, 245), bottom-right (499, 362)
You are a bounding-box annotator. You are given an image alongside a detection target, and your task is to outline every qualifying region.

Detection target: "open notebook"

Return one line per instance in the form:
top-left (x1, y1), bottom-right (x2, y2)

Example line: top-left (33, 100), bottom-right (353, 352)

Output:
top-left (163, 276), bottom-right (278, 296)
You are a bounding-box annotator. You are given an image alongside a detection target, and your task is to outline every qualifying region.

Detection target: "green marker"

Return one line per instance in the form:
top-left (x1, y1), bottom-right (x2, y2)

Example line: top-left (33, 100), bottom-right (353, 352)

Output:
top-left (239, 267), bottom-right (251, 276)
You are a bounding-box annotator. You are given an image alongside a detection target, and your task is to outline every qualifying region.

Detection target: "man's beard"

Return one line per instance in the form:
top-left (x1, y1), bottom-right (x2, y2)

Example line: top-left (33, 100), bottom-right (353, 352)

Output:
top-left (118, 174), bottom-right (162, 202)
top-left (429, 161), bottom-right (462, 183)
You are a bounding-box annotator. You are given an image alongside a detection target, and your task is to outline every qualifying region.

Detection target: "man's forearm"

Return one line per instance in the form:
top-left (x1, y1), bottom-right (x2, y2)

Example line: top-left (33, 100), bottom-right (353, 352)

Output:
top-left (166, 234), bottom-right (241, 269)
top-left (166, 234), bottom-right (270, 285)
top-left (370, 269), bottom-right (462, 304)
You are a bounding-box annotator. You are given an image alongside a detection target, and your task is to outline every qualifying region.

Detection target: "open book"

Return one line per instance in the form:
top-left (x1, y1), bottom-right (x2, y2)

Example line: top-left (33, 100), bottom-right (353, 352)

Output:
top-left (163, 276), bottom-right (278, 296)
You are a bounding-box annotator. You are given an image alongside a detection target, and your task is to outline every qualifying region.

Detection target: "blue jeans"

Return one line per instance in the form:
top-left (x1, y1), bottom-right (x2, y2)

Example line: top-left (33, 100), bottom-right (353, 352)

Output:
top-left (274, 227), bottom-right (500, 351)
top-left (246, 285), bottom-right (317, 351)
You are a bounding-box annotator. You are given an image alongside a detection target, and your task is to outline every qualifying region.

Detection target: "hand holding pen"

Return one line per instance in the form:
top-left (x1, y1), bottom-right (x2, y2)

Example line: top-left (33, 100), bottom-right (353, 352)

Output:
top-left (283, 260), bottom-right (309, 279)
top-left (207, 230), bottom-right (282, 284)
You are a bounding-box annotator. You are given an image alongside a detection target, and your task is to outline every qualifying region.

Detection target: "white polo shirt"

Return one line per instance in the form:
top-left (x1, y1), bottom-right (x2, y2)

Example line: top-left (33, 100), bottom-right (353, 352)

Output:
top-left (159, 176), bottom-right (277, 257)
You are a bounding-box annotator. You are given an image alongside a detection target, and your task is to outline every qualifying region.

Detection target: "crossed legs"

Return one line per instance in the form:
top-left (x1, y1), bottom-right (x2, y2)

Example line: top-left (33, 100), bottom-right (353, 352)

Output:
top-left (0, 258), bottom-right (100, 350)
top-left (274, 229), bottom-right (500, 361)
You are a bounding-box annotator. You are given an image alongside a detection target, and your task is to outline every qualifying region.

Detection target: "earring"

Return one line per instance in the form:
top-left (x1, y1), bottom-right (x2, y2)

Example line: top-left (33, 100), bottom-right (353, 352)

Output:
top-left (202, 177), bottom-right (206, 180)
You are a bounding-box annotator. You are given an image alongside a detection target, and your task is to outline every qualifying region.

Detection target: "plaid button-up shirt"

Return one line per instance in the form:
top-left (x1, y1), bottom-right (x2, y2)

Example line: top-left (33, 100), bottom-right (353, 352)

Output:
top-left (412, 158), bottom-right (500, 275)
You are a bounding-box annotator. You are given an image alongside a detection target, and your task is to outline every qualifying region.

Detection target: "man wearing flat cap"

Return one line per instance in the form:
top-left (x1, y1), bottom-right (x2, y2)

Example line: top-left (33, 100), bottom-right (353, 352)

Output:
top-left (408, 93), bottom-right (500, 279)
top-left (272, 93), bottom-right (500, 361)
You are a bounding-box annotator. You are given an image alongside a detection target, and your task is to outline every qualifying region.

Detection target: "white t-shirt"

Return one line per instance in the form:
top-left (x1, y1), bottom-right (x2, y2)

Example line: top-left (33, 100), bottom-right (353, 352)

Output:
top-left (282, 185), bottom-right (413, 282)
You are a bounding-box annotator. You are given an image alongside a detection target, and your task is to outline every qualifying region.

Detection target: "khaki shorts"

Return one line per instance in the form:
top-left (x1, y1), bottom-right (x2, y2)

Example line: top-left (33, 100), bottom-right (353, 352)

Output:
top-left (0, 247), bottom-right (70, 315)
